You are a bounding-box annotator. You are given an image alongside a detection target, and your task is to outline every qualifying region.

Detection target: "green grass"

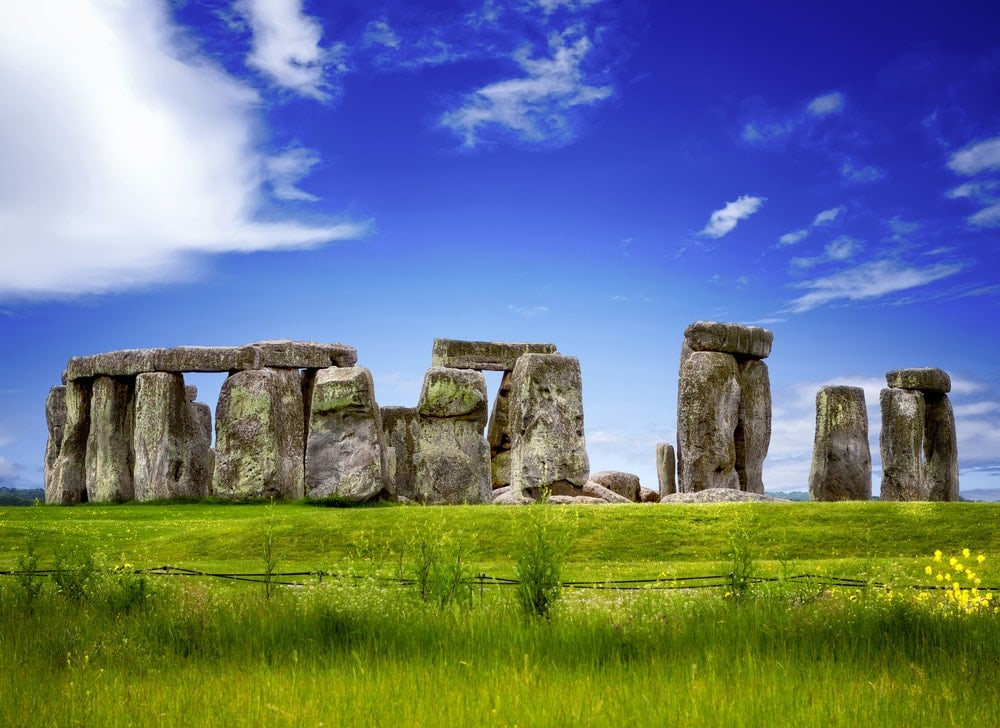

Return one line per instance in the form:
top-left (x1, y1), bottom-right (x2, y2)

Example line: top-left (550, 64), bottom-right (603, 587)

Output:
top-left (1, 501), bottom-right (999, 726)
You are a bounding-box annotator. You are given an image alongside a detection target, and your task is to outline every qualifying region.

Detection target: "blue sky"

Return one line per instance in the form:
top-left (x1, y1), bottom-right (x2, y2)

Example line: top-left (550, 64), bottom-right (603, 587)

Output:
top-left (1, 0), bottom-right (999, 495)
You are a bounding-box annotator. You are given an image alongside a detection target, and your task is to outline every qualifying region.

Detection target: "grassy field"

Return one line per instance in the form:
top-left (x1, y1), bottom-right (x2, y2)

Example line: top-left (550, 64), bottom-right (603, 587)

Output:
top-left (1, 500), bottom-right (999, 726)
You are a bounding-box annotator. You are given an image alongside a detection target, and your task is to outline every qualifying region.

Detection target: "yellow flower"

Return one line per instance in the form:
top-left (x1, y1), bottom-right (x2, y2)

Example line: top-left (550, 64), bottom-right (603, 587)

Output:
top-left (962, 548), bottom-right (971, 558)
top-left (934, 550), bottom-right (943, 562)
top-left (949, 557), bottom-right (958, 567)
top-left (925, 565), bottom-right (933, 575)
top-left (977, 554), bottom-right (986, 564)
top-left (936, 573), bottom-right (943, 581)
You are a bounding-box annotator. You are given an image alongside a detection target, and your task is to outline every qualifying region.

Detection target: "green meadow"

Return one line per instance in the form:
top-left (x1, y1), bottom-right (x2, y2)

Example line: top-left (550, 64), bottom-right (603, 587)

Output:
top-left (1, 500), bottom-right (999, 726)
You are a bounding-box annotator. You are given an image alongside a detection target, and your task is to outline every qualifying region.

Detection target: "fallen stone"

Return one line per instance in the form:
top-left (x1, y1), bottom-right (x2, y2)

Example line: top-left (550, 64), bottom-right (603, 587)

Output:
top-left (660, 488), bottom-right (790, 503)
top-left (879, 388), bottom-right (926, 501)
top-left (43, 386), bottom-right (67, 504)
top-left (50, 379), bottom-right (91, 505)
top-left (416, 367), bottom-right (488, 424)
top-left (736, 359), bottom-right (771, 494)
top-left (639, 486), bottom-right (661, 503)
top-left (213, 368), bottom-right (305, 500)
top-left (808, 386), bottom-right (871, 501)
top-left (66, 341), bottom-right (357, 380)
top-left (683, 321), bottom-right (773, 360)
top-left (305, 367), bottom-right (385, 502)
top-left (677, 351), bottom-right (741, 492)
top-left (582, 480), bottom-right (632, 503)
top-left (924, 393), bottom-right (959, 501)
top-left (547, 495), bottom-right (608, 505)
top-left (509, 354), bottom-right (590, 497)
top-left (133, 373), bottom-right (213, 501)
top-left (86, 376), bottom-right (135, 503)
top-left (492, 485), bottom-right (512, 499)
top-left (589, 471), bottom-right (641, 502)
top-left (381, 406), bottom-right (419, 500)
top-left (431, 339), bottom-right (558, 371)
top-left (656, 443), bottom-right (676, 495)
top-left (493, 489), bottom-right (535, 505)
top-left (886, 368), bottom-right (951, 394)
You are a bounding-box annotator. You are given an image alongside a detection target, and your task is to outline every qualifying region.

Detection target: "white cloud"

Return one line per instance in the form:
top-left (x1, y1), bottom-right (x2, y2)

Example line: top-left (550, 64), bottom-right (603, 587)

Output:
top-left (807, 92), bottom-right (844, 117)
top-left (699, 195), bottom-right (766, 238)
top-left (825, 236), bottom-right (861, 261)
top-left (786, 260), bottom-right (963, 313)
top-left (813, 207), bottom-right (842, 225)
top-left (534, 0), bottom-right (602, 12)
top-left (238, 0), bottom-right (336, 101)
top-left (0, 456), bottom-right (18, 480)
top-left (264, 147), bottom-right (322, 201)
top-left (948, 136), bottom-right (1000, 176)
top-left (0, 1), bottom-right (369, 300)
top-left (969, 202), bottom-right (1000, 228)
top-left (440, 28), bottom-right (612, 148)
top-left (779, 229), bottom-right (809, 246)
top-left (508, 304), bottom-right (550, 318)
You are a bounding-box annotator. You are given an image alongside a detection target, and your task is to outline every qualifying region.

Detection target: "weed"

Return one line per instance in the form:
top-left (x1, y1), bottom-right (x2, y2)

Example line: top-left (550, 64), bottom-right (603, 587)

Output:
top-left (514, 506), bottom-right (572, 619)
top-left (15, 528), bottom-right (44, 611)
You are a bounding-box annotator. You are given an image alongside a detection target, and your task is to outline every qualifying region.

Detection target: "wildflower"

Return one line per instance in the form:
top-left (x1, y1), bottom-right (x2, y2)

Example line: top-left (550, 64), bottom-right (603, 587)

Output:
top-left (934, 550), bottom-right (943, 562)
top-left (925, 565), bottom-right (933, 575)
top-left (962, 548), bottom-right (971, 559)
top-left (978, 554), bottom-right (986, 564)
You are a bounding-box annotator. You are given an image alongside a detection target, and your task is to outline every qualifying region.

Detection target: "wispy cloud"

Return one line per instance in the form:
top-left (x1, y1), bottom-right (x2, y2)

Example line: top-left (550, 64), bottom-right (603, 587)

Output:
top-left (440, 28), bottom-right (612, 148)
top-left (699, 196), bottom-right (766, 238)
top-left (777, 206), bottom-right (844, 247)
top-left (0, 1), bottom-right (369, 300)
top-left (948, 136), bottom-right (1000, 176)
top-left (807, 91), bottom-right (844, 117)
top-left (362, 19), bottom-right (401, 50)
top-left (813, 207), bottom-right (842, 225)
top-left (786, 259), bottom-right (963, 313)
top-left (841, 159), bottom-right (885, 184)
top-left (264, 147), bottom-right (322, 201)
top-left (779, 230), bottom-right (809, 246)
top-left (508, 304), bottom-right (550, 318)
top-left (238, 0), bottom-right (340, 101)
top-left (790, 235), bottom-right (862, 269)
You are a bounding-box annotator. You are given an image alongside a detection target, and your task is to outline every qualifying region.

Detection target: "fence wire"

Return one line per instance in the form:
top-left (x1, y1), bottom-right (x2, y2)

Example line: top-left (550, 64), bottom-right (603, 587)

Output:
top-left (1, 565), bottom-right (997, 594)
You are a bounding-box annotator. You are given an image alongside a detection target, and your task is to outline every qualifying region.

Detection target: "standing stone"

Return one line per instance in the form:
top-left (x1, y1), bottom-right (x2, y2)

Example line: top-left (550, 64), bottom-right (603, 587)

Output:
top-left (86, 376), bottom-right (135, 503)
top-left (381, 406), bottom-right (419, 500)
top-left (656, 443), bottom-right (676, 495)
top-left (677, 352), bottom-right (740, 492)
top-left (51, 379), bottom-right (92, 505)
top-left (305, 367), bottom-right (386, 502)
top-left (414, 367), bottom-right (491, 504)
top-left (134, 373), bottom-right (213, 501)
top-left (808, 386), bottom-right (871, 501)
top-left (213, 368), bottom-right (304, 500)
top-left (735, 360), bottom-right (771, 494)
top-left (879, 388), bottom-right (926, 501)
top-left (43, 386), bottom-right (67, 504)
top-left (924, 393), bottom-right (959, 502)
top-left (509, 354), bottom-right (590, 498)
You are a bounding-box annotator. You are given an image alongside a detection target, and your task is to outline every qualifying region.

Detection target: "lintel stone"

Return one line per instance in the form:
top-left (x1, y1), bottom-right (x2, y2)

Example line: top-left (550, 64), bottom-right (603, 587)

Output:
top-left (431, 339), bottom-right (558, 371)
top-left (683, 321), bottom-right (773, 360)
top-left (886, 367), bottom-right (951, 394)
top-left (66, 340), bottom-right (357, 380)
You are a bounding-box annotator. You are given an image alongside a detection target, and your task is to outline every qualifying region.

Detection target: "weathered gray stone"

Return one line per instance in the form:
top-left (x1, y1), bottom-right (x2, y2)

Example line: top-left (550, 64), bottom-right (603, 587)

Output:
top-left (582, 480), bottom-right (632, 503)
top-left (660, 488), bottom-right (789, 503)
top-left (213, 368), bottom-right (304, 500)
top-left (879, 388), bottom-right (926, 501)
top-left (133, 373), bottom-right (213, 501)
top-left (509, 354), bottom-right (590, 498)
top-left (589, 471), bottom-right (641, 502)
top-left (414, 417), bottom-right (491, 504)
top-left (639, 486), bottom-right (661, 503)
top-left (683, 321), bottom-right (773, 360)
top-left (43, 386), bottom-right (67, 504)
top-left (924, 393), bottom-right (959, 501)
top-left (547, 495), bottom-right (608, 505)
top-left (66, 340), bottom-right (357, 380)
top-left (431, 339), bottom-right (558, 371)
top-left (736, 359), bottom-right (771, 494)
top-left (50, 379), bottom-right (91, 505)
top-left (304, 367), bottom-right (385, 502)
top-left (886, 368), bottom-right (951, 395)
top-left (677, 352), bottom-right (741, 492)
top-left (808, 386), bottom-right (871, 501)
top-left (416, 367), bottom-right (488, 424)
top-left (86, 376), bottom-right (135, 503)
top-left (381, 406), bottom-right (419, 500)
top-left (656, 443), bottom-right (676, 495)
top-left (487, 372), bottom-right (514, 450)
top-left (493, 489), bottom-right (534, 505)
top-left (491, 449), bottom-right (512, 489)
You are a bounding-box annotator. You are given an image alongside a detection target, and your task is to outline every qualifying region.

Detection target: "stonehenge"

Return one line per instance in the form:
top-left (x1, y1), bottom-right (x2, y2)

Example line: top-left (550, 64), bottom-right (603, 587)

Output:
top-left (880, 368), bottom-right (959, 501)
top-left (42, 329), bottom-right (961, 505)
top-left (676, 322), bottom-right (773, 494)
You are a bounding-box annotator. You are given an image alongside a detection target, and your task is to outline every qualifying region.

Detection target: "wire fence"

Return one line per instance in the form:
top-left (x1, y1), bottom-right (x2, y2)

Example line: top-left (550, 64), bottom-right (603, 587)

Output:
top-left (1, 565), bottom-right (997, 594)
